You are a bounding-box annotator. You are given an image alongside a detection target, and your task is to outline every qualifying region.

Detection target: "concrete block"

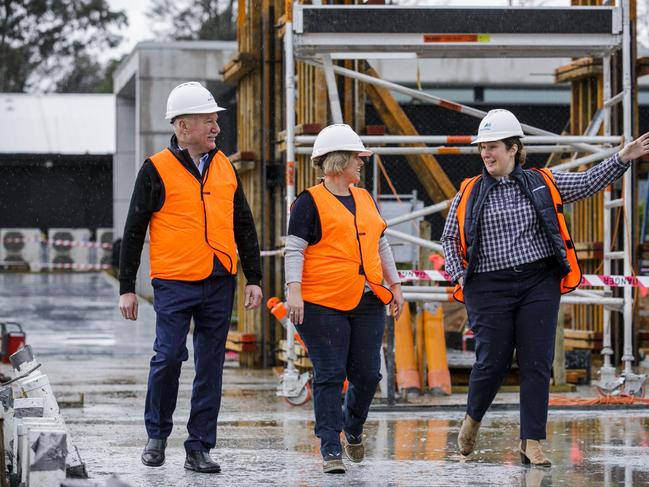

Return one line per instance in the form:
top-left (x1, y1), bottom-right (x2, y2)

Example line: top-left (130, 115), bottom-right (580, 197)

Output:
top-left (141, 135), bottom-right (173, 160)
top-left (27, 429), bottom-right (67, 487)
top-left (113, 200), bottom-right (130, 240)
top-left (113, 153), bottom-right (137, 200)
top-left (14, 397), bottom-right (44, 418)
top-left (59, 481), bottom-right (100, 487)
top-left (104, 475), bottom-right (134, 487)
top-left (116, 97), bottom-right (136, 143)
top-left (136, 242), bottom-right (152, 299)
top-left (138, 45), bottom-right (235, 81)
top-left (16, 422), bottom-right (65, 486)
top-left (137, 78), bottom-right (173, 134)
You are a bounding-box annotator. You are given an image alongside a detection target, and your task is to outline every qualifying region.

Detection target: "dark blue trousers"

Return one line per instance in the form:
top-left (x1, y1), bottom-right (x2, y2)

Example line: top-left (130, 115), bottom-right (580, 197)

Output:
top-left (145, 275), bottom-right (235, 453)
top-left (463, 263), bottom-right (561, 440)
top-left (298, 293), bottom-right (385, 458)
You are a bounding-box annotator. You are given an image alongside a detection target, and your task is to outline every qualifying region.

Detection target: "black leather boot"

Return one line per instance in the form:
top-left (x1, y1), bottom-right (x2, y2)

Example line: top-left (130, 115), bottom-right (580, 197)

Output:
top-left (141, 438), bottom-right (167, 467)
top-left (184, 450), bottom-right (221, 473)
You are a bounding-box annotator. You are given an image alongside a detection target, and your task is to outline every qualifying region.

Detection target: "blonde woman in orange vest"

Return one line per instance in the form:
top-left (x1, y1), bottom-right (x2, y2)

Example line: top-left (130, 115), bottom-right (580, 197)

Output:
top-left (118, 82), bottom-right (263, 473)
top-left (441, 109), bottom-right (649, 466)
top-left (285, 124), bottom-right (405, 474)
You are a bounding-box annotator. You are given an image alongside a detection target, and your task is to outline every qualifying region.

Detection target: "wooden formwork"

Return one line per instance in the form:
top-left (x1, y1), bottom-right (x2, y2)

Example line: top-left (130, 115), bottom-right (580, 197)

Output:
top-left (559, 53), bottom-right (605, 335)
top-left (294, 63), bottom-right (328, 193)
top-left (223, 0), bottom-right (271, 367)
top-left (225, 0), bottom-right (337, 367)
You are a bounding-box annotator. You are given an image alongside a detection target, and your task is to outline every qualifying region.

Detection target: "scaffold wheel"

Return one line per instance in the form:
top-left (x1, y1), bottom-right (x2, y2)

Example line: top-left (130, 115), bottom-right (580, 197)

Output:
top-left (284, 383), bottom-right (312, 406)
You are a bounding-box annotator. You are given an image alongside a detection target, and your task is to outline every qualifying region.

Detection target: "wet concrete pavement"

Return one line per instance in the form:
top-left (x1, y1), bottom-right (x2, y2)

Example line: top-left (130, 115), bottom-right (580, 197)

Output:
top-left (1, 273), bottom-right (648, 486)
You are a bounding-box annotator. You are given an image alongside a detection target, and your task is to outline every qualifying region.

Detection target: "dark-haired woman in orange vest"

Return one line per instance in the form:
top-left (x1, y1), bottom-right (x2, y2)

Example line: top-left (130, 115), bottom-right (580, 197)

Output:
top-left (285, 124), bottom-right (404, 474)
top-left (442, 109), bottom-right (649, 466)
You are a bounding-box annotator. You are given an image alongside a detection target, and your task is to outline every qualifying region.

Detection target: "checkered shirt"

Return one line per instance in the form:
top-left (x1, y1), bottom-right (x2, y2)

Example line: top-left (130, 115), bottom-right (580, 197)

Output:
top-left (441, 153), bottom-right (630, 282)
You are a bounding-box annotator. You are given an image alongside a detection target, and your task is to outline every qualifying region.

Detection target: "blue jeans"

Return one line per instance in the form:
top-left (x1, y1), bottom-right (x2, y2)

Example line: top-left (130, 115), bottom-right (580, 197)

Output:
top-left (145, 275), bottom-right (235, 453)
top-left (298, 293), bottom-right (385, 458)
top-left (463, 263), bottom-right (562, 440)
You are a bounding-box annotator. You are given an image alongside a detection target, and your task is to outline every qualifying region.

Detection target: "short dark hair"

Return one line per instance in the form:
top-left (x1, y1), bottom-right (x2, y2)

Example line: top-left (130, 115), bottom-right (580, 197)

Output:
top-left (501, 136), bottom-right (526, 166)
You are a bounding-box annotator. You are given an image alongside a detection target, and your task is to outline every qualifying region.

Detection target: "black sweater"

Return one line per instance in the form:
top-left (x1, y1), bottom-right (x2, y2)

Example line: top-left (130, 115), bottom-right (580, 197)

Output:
top-left (118, 135), bottom-right (262, 294)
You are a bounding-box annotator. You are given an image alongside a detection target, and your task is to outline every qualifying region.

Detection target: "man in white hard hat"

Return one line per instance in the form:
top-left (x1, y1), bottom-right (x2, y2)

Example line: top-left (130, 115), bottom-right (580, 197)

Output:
top-left (118, 81), bottom-right (263, 473)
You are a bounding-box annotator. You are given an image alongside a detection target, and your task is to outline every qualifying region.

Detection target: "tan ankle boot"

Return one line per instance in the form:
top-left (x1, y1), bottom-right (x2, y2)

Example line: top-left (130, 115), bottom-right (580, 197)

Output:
top-left (457, 414), bottom-right (481, 456)
top-left (519, 439), bottom-right (551, 466)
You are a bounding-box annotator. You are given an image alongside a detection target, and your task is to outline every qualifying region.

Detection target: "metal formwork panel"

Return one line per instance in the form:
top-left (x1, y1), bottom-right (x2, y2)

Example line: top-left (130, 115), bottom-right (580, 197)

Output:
top-left (293, 6), bottom-right (622, 59)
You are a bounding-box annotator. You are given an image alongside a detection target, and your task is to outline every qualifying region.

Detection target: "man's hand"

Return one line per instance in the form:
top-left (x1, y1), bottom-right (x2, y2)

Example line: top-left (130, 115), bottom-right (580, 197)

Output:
top-left (619, 131), bottom-right (649, 163)
top-left (244, 284), bottom-right (263, 309)
top-left (286, 282), bottom-right (304, 325)
top-left (390, 283), bottom-right (405, 321)
top-left (119, 293), bottom-right (139, 320)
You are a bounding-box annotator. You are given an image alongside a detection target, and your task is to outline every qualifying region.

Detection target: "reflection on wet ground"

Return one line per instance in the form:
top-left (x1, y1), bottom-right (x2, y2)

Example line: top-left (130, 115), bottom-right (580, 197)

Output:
top-left (1, 273), bottom-right (648, 486)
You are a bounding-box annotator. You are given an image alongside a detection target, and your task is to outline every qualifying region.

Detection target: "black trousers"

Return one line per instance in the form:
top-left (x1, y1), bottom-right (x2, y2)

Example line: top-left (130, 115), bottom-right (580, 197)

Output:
top-left (463, 261), bottom-right (562, 440)
top-left (146, 275), bottom-right (235, 453)
top-left (297, 293), bottom-right (385, 458)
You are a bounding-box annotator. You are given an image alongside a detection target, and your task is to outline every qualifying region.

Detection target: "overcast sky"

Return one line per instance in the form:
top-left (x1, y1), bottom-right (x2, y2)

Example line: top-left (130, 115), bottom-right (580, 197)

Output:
top-left (106, 0), bottom-right (153, 58)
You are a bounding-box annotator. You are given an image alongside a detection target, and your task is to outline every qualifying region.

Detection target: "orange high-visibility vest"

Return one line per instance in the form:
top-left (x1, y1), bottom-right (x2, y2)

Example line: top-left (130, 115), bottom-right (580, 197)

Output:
top-left (149, 148), bottom-right (238, 280)
top-left (452, 168), bottom-right (581, 303)
top-left (301, 183), bottom-right (393, 311)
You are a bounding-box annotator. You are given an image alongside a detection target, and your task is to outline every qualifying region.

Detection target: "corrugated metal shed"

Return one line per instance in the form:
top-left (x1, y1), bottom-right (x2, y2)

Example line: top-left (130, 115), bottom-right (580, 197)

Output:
top-left (0, 94), bottom-right (115, 155)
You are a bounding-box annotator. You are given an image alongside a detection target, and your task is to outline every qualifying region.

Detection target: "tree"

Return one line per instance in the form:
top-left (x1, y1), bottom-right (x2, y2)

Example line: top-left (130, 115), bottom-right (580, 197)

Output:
top-left (0, 0), bottom-right (127, 92)
top-left (56, 54), bottom-right (124, 93)
top-left (148, 0), bottom-right (236, 42)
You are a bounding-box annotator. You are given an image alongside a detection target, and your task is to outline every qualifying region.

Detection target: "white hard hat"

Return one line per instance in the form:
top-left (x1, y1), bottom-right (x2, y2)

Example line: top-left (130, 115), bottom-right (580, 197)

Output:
top-left (472, 109), bottom-right (524, 144)
top-left (311, 124), bottom-right (372, 160)
top-left (165, 81), bottom-right (226, 120)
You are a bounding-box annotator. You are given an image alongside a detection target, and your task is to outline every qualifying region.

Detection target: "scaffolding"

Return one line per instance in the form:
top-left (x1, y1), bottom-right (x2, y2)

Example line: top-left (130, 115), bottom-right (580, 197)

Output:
top-left (282, 2), bottom-right (645, 396)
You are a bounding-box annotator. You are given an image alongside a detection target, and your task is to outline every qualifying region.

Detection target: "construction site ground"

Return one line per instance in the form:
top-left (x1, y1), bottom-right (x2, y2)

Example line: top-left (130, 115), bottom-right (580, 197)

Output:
top-left (1, 272), bottom-right (648, 486)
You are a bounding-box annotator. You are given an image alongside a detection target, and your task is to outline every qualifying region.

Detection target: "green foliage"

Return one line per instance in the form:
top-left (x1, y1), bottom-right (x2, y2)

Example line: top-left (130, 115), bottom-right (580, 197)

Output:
top-left (0, 0), bottom-right (127, 92)
top-left (55, 54), bottom-right (123, 93)
top-left (148, 0), bottom-right (236, 41)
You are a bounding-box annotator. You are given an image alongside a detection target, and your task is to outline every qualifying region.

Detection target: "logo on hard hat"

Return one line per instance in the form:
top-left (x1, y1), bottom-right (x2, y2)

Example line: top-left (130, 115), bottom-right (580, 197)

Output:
top-left (482, 122), bottom-right (492, 130)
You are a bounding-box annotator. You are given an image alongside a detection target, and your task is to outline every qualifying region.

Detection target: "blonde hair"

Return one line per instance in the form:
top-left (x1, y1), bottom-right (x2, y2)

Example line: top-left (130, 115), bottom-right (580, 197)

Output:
top-left (312, 151), bottom-right (356, 175)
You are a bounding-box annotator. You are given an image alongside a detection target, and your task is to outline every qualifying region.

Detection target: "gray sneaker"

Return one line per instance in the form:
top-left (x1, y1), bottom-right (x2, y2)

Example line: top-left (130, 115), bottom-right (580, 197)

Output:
top-left (342, 436), bottom-right (364, 463)
top-left (322, 455), bottom-right (346, 474)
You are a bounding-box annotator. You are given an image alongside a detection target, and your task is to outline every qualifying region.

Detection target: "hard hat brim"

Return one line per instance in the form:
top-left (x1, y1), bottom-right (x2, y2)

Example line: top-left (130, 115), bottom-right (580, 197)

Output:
top-left (165, 105), bottom-right (226, 120)
top-left (471, 131), bottom-right (525, 144)
top-left (311, 148), bottom-right (373, 160)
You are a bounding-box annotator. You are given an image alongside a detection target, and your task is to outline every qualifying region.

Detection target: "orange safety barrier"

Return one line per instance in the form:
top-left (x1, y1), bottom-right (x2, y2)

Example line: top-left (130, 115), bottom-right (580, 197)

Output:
top-left (395, 303), bottom-right (421, 391)
top-left (423, 305), bottom-right (452, 395)
top-left (549, 394), bottom-right (649, 406)
top-left (415, 306), bottom-right (426, 390)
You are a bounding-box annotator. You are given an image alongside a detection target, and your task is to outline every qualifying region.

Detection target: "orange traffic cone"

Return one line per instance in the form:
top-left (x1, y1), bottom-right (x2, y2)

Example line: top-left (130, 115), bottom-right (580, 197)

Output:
top-left (395, 303), bottom-right (421, 391)
top-left (423, 304), bottom-right (451, 395)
